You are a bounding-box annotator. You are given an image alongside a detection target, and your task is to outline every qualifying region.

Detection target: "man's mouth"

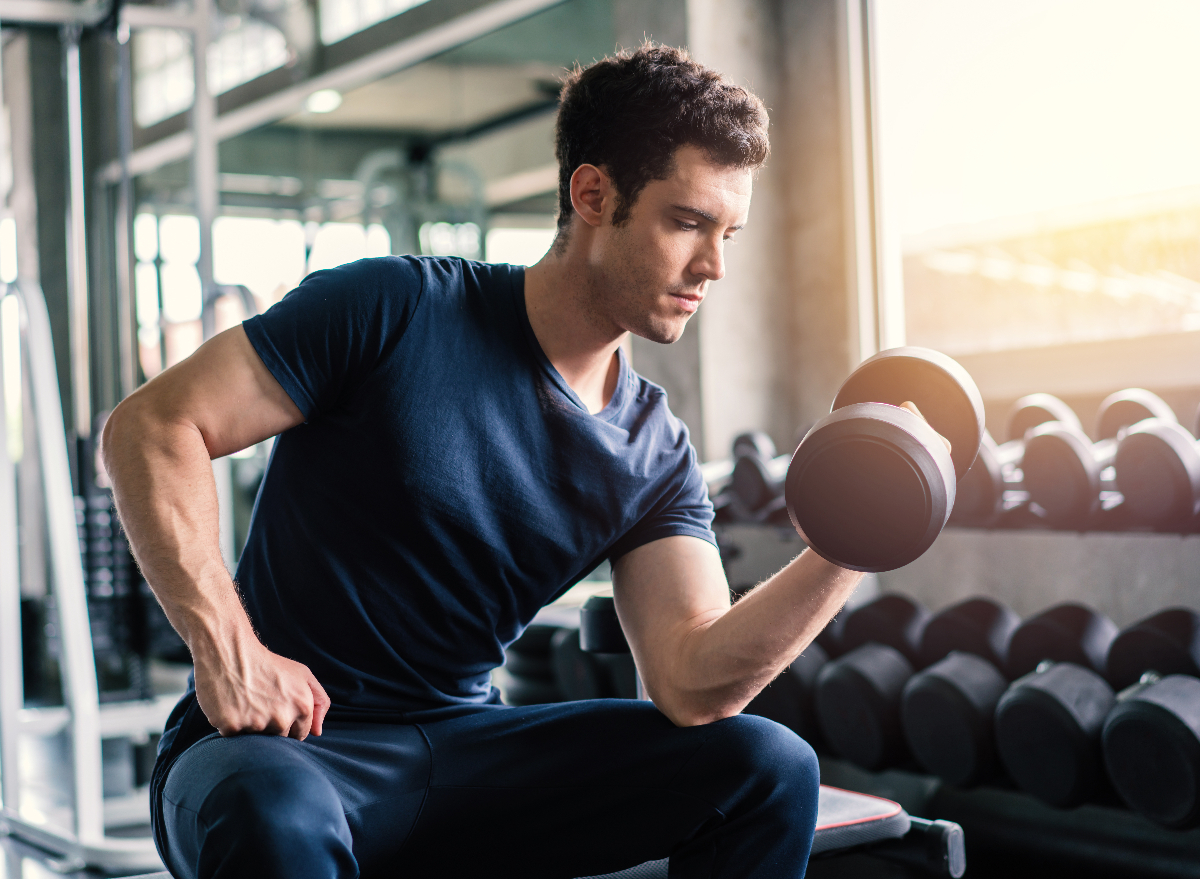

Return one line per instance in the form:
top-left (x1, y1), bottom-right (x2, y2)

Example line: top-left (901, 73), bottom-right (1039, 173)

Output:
top-left (669, 291), bottom-right (704, 314)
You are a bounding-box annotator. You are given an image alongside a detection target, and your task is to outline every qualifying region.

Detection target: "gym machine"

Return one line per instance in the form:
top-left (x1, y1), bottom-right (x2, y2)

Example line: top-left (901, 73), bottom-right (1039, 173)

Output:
top-left (0, 281), bottom-right (171, 872)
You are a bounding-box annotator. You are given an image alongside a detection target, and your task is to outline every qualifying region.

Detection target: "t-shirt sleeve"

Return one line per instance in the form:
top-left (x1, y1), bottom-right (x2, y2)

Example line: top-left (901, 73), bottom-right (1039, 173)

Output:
top-left (608, 439), bottom-right (717, 561)
top-left (242, 257), bottom-right (424, 420)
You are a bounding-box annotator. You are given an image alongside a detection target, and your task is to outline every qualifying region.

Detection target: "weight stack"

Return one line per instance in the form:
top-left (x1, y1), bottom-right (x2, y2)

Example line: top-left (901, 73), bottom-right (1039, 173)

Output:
top-left (76, 491), bottom-right (147, 701)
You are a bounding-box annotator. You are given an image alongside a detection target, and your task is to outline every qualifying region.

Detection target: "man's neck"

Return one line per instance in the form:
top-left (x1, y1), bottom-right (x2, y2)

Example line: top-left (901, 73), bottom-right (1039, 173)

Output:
top-left (523, 247), bottom-right (624, 415)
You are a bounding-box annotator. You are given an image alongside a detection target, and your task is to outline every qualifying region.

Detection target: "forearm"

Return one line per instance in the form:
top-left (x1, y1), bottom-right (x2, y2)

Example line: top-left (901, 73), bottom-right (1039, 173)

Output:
top-left (102, 395), bottom-right (255, 657)
top-left (637, 548), bottom-right (861, 726)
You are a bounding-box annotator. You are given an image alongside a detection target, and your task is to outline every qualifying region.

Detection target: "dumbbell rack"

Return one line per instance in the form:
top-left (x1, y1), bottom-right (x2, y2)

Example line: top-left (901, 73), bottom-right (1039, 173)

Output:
top-left (0, 281), bottom-right (170, 872)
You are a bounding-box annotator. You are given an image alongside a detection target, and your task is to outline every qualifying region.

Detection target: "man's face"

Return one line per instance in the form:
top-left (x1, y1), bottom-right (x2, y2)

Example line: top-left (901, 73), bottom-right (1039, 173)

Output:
top-left (587, 145), bottom-right (753, 344)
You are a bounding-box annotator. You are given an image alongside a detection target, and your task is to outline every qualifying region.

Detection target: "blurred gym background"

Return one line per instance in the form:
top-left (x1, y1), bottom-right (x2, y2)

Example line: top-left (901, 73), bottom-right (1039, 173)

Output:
top-left (0, 0), bottom-right (1198, 876)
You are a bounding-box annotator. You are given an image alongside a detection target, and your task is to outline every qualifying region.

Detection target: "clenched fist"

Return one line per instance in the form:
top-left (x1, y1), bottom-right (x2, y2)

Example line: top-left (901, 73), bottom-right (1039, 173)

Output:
top-left (192, 628), bottom-right (330, 739)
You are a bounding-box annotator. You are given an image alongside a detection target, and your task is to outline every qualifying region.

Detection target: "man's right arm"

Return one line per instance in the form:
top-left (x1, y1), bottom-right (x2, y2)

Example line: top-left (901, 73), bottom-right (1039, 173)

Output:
top-left (101, 325), bottom-right (330, 739)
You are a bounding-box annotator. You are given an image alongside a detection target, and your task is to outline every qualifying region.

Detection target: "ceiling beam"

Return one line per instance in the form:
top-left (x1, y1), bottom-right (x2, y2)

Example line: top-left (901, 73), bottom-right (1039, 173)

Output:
top-left (98, 0), bottom-right (567, 184)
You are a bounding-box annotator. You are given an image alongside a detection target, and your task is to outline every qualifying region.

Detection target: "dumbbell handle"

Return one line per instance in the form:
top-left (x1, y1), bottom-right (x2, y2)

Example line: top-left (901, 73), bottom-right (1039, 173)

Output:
top-left (992, 439), bottom-right (1024, 473)
top-left (953, 434), bottom-right (1028, 524)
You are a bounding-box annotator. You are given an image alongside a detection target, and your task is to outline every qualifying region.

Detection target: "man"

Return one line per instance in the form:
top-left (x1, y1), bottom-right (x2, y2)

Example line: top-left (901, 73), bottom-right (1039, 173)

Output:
top-left (104, 45), bottom-right (866, 878)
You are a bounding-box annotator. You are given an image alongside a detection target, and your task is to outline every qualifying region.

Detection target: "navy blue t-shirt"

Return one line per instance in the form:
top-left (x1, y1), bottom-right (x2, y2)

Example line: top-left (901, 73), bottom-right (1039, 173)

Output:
top-left (224, 256), bottom-right (714, 717)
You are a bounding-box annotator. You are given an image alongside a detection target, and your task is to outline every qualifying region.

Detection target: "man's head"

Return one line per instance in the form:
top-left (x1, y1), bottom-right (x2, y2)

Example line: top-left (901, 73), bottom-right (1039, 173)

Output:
top-left (550, 45), bottom-right (769, 344)
top-left (555, 44), bottom-right (769, 234)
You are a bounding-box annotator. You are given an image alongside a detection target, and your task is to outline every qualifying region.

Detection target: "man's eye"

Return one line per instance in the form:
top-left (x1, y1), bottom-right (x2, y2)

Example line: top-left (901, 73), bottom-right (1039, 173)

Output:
top-left (678, 221), bottom-right (698, 231)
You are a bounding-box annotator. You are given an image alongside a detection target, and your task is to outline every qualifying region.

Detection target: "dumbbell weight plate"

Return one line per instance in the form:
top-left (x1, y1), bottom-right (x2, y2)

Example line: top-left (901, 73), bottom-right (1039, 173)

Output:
top-left (1021, 422), bottom-right (1107, 524)
top-left (951, 433), bottom-right (1006, 524)
top-left (1006, 603), bottom-right (1117, 680)
top-left (814, 642), bottom-right (914, 770)
top-left (550, 627), bottom-right (610, 700)
top-left (995, 662), bottom-right (1115, 808)
top-left (841, 593), bottom-right (930, 667)
top-left (902, 651), bottom-right (1009, 786)
top-left (1103, 674), bottom-right (1200, 829)
top-left (1114, 420), bottom-right (1200, 526)
top-left (919, 596), bottom-right (1021, 671)
top-left (1106, 608), bottom-right (1200, 691)
top-left (787, 403), bottom-right (956, 572)
top-left (831, 347), bottom-right (985, 481)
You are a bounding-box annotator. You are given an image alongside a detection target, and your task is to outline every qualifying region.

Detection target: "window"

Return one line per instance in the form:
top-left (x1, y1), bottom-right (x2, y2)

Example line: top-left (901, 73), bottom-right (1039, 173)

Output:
top-left (485, 226), bottom-right (554, 267)
top-left (319, 0), bottom-right (430, 45)
top-left (876, 0), bottom-right (1200, 357)
top-left (133, 19), bottom-right (290, 128)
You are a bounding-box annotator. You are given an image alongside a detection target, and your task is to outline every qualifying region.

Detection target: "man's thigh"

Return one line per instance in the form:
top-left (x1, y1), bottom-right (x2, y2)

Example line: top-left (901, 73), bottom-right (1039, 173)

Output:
top-left (161, 721), bottom-right (430, 877)
top-left (400, 699), bottom-right (812, 878)
top-left (159, 701), bottom-right (816, 879)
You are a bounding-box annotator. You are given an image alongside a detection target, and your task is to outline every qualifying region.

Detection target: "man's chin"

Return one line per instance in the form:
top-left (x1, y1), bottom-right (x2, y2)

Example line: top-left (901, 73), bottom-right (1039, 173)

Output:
top-left (631, 317), bottom-right (690, 345)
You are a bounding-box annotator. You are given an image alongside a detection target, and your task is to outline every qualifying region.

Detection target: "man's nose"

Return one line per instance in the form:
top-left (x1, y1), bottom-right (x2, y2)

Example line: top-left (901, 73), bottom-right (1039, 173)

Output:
top-left (693, 235), bottom-right (726, 282)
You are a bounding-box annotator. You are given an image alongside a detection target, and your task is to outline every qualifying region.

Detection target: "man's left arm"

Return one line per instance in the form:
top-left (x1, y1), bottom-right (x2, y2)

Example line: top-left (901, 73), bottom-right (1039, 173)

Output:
top-left (612, 535), bottom-right (862, 727)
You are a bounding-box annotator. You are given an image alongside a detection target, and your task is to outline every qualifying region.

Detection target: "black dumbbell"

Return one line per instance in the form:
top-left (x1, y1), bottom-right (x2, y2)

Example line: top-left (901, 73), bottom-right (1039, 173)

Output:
top-left (1022, 388), bottom-right (1177, 526)
top-left (785, 347), bottom-right (984, 572)
top-left (918, 596), bottom-right (1021, 671)
top-left (814, 610), bottom-right (848, 658)
top-left (504, 623), bottom-right (566, 705)
top-left (743, 643), bottom-right (828, 747)
top-left (1006, 602), bottom-right (1118, 680)
top-left (733, 430), bottom-right (776, 460)
top-left (1105, 607), bottom-right (1200, 690)
top-left (577, 595), bottom-right (643, 700)
top-left (952, 394), bottom-right (1081, 526)
top-left (1115, 418), bottom-right (1200, 528)
top-left (812, 594), bottom-right (931, 769)
top-left (814, 642), bottom-right (914, 770)
top-left (714, 432), bottom-right (794, 522)
top-left (1103, 673), bottom-right (1200, 828)
top-left (995, 661), bottom-right (1116, 808)
top-left (551, 627), bottom-right (610, 700)
top-left (841, 593), bottom-right (931, 668)
top-left (902, 651), bottom-right (1009, 786)
top-left (898, 597), bottom-right (1019, 786)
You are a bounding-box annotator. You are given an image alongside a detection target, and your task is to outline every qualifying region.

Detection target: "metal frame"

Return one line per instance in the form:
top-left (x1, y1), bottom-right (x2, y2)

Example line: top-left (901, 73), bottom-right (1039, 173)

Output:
top-left (96, 0), bottom-right (568, 183)
top-left (0, 281), bottom-right (167, 872)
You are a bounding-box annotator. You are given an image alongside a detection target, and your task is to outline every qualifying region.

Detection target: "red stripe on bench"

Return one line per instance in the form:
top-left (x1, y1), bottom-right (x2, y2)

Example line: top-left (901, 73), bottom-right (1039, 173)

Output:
top-left (814, 784), bottom-right (904, 830)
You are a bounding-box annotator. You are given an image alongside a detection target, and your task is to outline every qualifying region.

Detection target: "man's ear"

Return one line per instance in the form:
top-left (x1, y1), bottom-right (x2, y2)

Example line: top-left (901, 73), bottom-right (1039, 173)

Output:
top-left (569, 164), bottom-right (612, 228)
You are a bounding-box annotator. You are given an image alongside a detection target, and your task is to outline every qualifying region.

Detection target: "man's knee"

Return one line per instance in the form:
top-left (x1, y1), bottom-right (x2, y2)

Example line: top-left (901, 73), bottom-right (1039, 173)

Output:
top-left (203, 762), bottom-right (346, 837)
top-left (164, 739), bottom-right (354, 878)
top-left (703, 714), bottom-right (820, 813)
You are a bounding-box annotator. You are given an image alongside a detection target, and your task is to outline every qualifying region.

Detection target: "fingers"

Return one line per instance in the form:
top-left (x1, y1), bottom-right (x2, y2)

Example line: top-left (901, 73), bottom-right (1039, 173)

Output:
top-left (309, 676), bottom-right (331, 737)
top-left (288, 709), bottom-right (312, 741)
top-left (900, 400), bottom-right (952, 455)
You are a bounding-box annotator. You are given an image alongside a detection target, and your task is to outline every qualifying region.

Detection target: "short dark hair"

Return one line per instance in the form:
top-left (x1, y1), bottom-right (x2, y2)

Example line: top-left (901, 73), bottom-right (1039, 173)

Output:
top-left (554, 44), bottom-right (770, 232)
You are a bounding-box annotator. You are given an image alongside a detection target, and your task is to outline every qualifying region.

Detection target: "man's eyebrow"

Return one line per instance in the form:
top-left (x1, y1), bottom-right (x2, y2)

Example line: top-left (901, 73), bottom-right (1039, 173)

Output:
top-left (670, 203), bottom-right (745, 231)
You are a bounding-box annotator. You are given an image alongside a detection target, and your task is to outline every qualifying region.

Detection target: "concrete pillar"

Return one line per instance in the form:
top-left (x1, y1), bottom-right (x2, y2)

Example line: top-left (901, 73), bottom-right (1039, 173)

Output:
top-left (779, 0), bottom-right (864, 438)
top-left (686, 0), bottom-right (794, 460)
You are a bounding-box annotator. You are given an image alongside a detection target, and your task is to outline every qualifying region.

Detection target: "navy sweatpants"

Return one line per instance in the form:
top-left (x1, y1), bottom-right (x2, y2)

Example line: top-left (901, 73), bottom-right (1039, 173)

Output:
top-left (156, 699), bottom-right (820, 879)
